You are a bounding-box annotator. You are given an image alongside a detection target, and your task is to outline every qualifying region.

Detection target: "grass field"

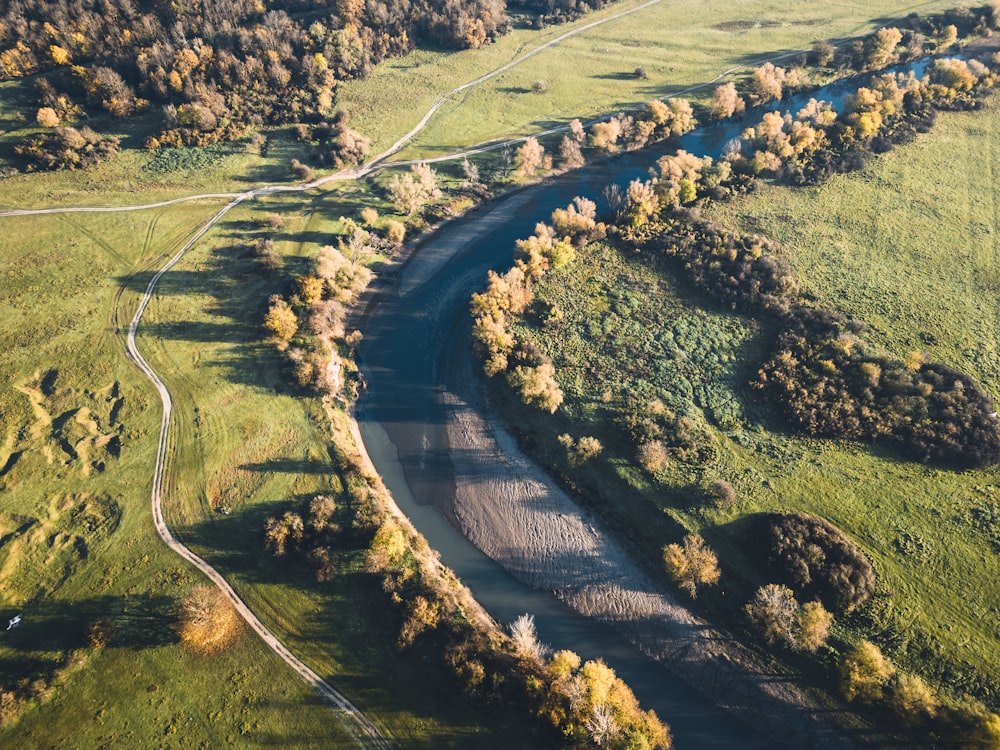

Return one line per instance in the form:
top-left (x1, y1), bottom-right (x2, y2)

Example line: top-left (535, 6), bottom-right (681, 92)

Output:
top-left (1, 0), bottom-right (995, 743)
top-left (509, 99), bottom-right (1000, 707)
top-left (339, 0), bottom-right (952, 160)
top-left (0, 190), bottom-right (543, 746)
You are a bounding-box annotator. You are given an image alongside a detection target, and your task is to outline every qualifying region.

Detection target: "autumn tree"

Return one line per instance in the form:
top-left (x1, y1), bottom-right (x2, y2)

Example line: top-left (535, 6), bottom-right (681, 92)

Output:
top-left (176, 585), bottom-right (242, 655)
top-left (662, 534), bottom-right (720, 598)
top-left (751, 62), bottom-right (786, 103)
top-left (558, 135), bottom-right (585, 169)
top-left (515, 136), bottom-right (545, 178)
top-left (264, 511), bottom-right (305, 556)
top-left (865, 27), bottom-right (902, 70)
top-left (796, 600), bottom-right (834, 653)
top-left (387, 163), bottom-right (441, 216)
top-left (711, 82), bottom-right (745, 120)
top-left (510, 613), bottom-right (547, 661)
top-left (264, 295), bottom-right (298, 348)
top-left (744, 583), bottom-right (798, 646)
top-left (888, 673), bottom-right (939, 724)
top-left (590, 118), bottom-right (622, 151)
top-left (558, 434), bottom-right (603, 466)
top-left (744, 584), bottom-right (833, 652)
top-left (509, 362), bottom-right (563, 413)
top-left (36, 107), bottom-right (59, 127)
top-left (840, 640), bottom-right (895, 703)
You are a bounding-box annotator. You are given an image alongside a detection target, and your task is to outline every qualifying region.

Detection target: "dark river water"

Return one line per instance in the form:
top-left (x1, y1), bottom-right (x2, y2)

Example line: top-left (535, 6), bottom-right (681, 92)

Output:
top-left (355, 61), bottom-right (933, 747)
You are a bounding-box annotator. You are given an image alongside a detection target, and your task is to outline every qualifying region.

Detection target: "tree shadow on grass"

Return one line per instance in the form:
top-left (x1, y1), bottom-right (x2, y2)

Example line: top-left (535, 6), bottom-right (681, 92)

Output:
top-left (118, 228), bottom-right (318, 390)
top-left (0, 593), bottom-right (179, 662)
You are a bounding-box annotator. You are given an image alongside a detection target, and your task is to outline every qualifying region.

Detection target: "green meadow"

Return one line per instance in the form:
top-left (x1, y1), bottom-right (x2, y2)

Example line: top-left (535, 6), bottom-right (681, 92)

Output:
top-left (0, 0), bottom-right (994, 744)
top-left (507, 99), bottom-right (1000, 706)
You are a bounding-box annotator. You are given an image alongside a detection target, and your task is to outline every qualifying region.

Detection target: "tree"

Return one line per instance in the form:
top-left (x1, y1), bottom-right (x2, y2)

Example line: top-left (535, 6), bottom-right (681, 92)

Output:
top-left (264, 511), bottom-right (305, 555)
top-left (745, 584), bottom-right (798, 646)
top-left (796, 600), bottom-right (833, 653)
top-left (662, 534), bottom-right (720, 598)
top-left (590, 119), bottom-right (622, 151)
top-left (296, 275), bottom-right (325, 306)
top-left (751, 62), bottom-right (786, 102)
top-left (558, 135), bottom-right (585, 169)
top-left (888, 673), bottom-right (938, 724)
top-left (36, 107), bottom-right (59, 127)
top-left (745, 585), bottom-right (833, 652)
top-left (558, 434), bottom-right (603, 466)
top-left (509, 363), bottom-right (563, 413)
top-left (865, 27), bottom-right (902, 69)
top-left (264, 295), bottom-right (298, 347)
top-left (515, 136), bottom-right (544, 178)
top-left (840, 640), bottom-right (895, 703)
top-left (510, 613), bottom-right (547, 661)
top-left (176, 585), bottom-right (242, 655)
top-left (710, 82), bottom-right (745, 120)
top-left (623, 178), bottom-right (659, 226)
top-left (386, 162), bottom-right (441, 216)
top-left (637, 440), bottom-right (670, 473)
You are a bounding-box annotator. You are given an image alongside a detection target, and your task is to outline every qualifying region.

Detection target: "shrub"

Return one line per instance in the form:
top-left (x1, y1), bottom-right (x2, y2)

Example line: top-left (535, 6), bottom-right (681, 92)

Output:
top-left (708, 479), bottom-right (736, 508)
top-left (840, 640), bottom-right (894, 703)
top-left (176, 585), bottom-right (242, 655)
top-left (758, 512), bottom-right (875, 612)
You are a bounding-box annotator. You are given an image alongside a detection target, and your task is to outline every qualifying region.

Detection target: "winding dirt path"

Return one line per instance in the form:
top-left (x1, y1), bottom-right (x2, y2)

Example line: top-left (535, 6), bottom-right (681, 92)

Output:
top-left (0, 1), bottom-right (958, 743)
top-left (122, 194), bottom-right (393, 749)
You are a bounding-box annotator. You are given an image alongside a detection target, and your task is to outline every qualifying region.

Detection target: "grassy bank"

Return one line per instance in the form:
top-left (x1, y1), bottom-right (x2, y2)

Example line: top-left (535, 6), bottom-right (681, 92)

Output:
top-left (506, 99), bottom-right (1000, 709)
top-left (340, 0), bottom-right (951, 160)
top-left (0, 184), bottom-right (544, 746)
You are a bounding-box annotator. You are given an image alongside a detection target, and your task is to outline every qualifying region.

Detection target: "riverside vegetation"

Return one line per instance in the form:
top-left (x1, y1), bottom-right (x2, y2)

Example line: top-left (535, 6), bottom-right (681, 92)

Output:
top-left (4, 0), bottom-right (1000, 746)
top-left (472, 8), bottom-right (1000, 745)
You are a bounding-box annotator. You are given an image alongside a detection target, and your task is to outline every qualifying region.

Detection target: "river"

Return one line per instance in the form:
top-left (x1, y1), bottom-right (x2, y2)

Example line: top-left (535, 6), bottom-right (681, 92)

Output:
top-left (354, 63), bottom-right (936, 747)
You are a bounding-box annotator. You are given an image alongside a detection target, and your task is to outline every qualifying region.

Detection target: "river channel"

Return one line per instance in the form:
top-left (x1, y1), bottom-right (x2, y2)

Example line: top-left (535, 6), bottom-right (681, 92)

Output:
top-left (354, 64), bottom-right (935, 747)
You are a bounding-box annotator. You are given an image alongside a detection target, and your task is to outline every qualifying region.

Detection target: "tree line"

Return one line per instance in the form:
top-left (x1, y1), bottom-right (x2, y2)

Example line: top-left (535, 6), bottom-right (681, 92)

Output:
top-left (615, 54), bottom-right (1000, 468)
top-left (0, 0), bottom-right (588, 165)
top-left (258, 446), bottom-right (671, 749)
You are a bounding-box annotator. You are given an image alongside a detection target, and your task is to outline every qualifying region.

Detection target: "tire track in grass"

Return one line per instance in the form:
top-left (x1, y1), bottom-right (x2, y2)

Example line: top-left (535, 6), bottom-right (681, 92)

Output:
top-left (0, 1), bottom-right (963, 743)
top-left (123, 193), bottom-right (394, 750)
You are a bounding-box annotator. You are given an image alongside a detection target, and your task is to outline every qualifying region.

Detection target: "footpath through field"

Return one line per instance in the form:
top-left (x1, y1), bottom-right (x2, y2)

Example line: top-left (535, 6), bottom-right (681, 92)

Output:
top-left (0, 0), bottom-right (961, 743)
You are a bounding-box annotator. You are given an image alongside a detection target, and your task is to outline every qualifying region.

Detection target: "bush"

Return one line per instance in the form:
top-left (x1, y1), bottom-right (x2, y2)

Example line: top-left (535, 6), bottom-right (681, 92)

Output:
top-left (708, 479), bottom-right (736, 509)
top-left (756, 307), bottom-right (1000, 468)
top-left (757, 512), bottom-right (875, 612)
top-left (840, 640), bottom-right (894, 703)
top-left (15, 126), bottom-right (119, 171)
top-left (175, 585), bottom-right (242, 655)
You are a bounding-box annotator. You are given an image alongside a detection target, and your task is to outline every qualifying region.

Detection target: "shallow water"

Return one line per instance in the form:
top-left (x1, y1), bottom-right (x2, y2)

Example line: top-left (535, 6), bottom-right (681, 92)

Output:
top-left (355, 61), bottom-right (934, 746)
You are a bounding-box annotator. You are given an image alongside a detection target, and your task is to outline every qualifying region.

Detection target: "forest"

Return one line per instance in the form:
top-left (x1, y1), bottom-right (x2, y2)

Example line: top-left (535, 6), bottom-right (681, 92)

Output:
top-left (0, 0), bottom-right (602, 162)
